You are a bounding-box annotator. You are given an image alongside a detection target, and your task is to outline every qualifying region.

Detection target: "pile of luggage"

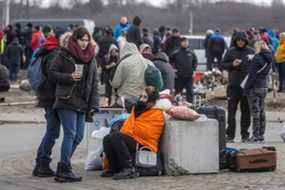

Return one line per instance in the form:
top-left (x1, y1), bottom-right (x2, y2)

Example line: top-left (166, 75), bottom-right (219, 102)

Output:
top-left (197, 105), bottom-right (277, 173)
top-left (221, 146), bottom-right (276, 172)
top-left (84, 93), bottom-right (277, 176)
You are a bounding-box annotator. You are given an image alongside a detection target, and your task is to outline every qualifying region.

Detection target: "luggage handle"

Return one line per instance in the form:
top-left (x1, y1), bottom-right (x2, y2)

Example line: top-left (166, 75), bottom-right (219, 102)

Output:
top-left (136, 144), bottom-right (152, 152)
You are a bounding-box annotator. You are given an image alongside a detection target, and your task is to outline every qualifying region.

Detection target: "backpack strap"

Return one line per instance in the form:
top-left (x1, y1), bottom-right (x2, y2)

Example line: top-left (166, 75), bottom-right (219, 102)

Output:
top-left (118, 53), bottom-right (133, 64)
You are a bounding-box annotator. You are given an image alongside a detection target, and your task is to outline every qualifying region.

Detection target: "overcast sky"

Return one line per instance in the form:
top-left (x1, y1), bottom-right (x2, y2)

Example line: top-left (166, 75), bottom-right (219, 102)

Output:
top-left (38, 0), bottom-right (280, 7)
top-left (1, 0), bottom-right (282, 7)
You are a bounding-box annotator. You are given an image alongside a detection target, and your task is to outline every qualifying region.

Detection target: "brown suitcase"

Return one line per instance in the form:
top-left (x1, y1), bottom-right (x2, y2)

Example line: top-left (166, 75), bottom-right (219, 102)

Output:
top-left (234, 147), bottom-right (277, 172)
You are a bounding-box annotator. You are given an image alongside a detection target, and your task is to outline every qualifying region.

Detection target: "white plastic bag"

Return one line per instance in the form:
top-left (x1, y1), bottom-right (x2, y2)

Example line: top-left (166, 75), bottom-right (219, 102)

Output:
top-left (85, 127), bottom-right (111, 171)
top-left (155, 98), bottom-right (172, 111)
top-left (280, 125), bottom-right (285, 143)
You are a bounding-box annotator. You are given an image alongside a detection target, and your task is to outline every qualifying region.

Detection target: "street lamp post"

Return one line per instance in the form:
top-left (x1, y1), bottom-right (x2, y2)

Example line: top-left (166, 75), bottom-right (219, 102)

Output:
top-left (5, 0), bottom-right (10, 26)
top-left (26, 0), bottom-right (30, 19)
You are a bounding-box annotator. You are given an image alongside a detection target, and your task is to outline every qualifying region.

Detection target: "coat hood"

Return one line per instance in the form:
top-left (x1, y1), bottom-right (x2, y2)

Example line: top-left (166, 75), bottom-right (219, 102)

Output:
top-left (108, 44), bottom-right (119, 55)
top-left (133, 16), bottom-right (142, 26)
top-left (233, 32), bottom-right (249, 48)
top-left (120, 42), bottom-right (139, 59)
top-left (44, 36), bottom-right (59, 51)
top-left (153, 52), bottom-right (169, 63)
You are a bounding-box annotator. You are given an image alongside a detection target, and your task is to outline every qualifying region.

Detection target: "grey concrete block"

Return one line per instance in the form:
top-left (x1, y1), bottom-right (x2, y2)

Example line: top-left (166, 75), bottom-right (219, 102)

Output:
top-left (161, 119), bottom-right (219, 175)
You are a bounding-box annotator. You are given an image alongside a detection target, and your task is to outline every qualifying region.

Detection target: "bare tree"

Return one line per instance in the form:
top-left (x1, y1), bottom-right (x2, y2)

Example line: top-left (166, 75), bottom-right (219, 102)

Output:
top-left (88, 0), bottom-right (103, 13)
top-left (271, 0), bottom-right (284, 24)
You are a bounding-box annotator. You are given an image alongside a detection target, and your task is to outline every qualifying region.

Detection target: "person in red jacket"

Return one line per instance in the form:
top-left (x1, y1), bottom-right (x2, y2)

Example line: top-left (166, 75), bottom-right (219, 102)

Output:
top-left (31, 26), bottom-right (45, 51)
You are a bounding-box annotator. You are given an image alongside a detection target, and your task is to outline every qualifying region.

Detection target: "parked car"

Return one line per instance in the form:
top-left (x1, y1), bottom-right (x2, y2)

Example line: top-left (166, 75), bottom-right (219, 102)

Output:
top-left (183, 35), bottom-right (231, 71)
top-left (12, 18), bottom-right (95, 34)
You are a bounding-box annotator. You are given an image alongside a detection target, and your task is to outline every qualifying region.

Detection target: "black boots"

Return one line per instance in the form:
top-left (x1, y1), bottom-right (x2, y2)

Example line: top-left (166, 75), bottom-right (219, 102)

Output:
top-left (54, 162), bottom-right (82, 183)
top-left (32, 162), bottom-right (55, 177)
top-left (113, 168), bottom-right (138, 180)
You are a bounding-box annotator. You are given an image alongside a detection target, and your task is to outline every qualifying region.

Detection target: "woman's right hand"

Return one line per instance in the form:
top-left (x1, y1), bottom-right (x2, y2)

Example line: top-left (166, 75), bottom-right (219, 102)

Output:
top-left (71, 72), bottom-right (81, 81)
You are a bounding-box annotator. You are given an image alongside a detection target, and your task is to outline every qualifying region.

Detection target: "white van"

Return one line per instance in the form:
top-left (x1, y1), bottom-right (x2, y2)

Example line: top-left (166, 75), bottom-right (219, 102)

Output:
top-left (12, 18), bottom-right (95, 34)
top-left (183, 35), bottom-right (231, 71)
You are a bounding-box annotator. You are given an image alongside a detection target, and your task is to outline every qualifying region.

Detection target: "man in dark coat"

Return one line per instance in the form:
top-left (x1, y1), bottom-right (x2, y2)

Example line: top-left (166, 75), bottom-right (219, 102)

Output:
top-left (222, 32), bottom-right (255, 143)
top-left (163, 28), bottom-right (181, 59)
top-left (22, 23), bottom-right (33, 69)
top-left (126, 16), bottom-right (143, 48)
top-left (97, 27), bottom-right (116, 85)
top-left (3, 25), bottom-right (16, 47)
top-left (204, 29), bottom-right (214, 71)
top-left (173, 37), bottom-right (198, 103)
top-left (97, 27), bottom-right (116, 65)
top-left (152, 30), bottom-right (161, 54)
top-left (142, 28), bottom-right (153, 48)
top-left (5, 38), bottom-right (24, 81)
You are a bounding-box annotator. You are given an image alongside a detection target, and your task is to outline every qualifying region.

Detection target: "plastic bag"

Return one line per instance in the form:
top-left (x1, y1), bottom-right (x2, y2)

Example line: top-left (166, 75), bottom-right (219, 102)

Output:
top-left (280, 125), bottom-right (285, 143)
top-left (155, 98), bottom-right (172, 111)
top-left (85, 127), bottom-right (111, 171)
top-left (169, 106), bottom-right (200, 121)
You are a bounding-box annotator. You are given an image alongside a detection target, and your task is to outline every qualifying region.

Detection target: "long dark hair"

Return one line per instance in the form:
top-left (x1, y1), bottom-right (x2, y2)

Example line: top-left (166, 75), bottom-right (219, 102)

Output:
top-left (72, 27), bottom-right (91, 41)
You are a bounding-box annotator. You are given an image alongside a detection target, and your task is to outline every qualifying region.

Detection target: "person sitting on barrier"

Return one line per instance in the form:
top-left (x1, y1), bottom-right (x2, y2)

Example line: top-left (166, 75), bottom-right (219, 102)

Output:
top-left (102, 86), bottom-right (165, 180)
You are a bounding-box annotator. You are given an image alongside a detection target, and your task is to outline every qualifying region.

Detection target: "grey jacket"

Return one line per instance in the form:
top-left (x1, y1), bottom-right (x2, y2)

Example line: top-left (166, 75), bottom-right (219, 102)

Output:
top-left (112, 42), bottom-right (153, 101)
top-left (153, 52), bottom-right (175, 92)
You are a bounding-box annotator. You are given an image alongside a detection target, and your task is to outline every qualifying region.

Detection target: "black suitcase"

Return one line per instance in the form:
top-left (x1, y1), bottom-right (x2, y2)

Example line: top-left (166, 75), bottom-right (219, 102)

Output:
top-left (197, 106), bottom-right (226, 169)
top-left (196, 106), bottom-right (226, 152)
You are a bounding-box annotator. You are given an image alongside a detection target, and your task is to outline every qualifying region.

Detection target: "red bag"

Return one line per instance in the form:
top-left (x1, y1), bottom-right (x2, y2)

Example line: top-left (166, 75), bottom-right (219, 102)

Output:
top-left (169, 106), bottom-right (200, 121)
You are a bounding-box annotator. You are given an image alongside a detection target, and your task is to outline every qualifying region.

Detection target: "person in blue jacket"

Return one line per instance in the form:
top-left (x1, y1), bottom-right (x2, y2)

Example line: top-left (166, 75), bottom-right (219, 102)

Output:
top-left (208, 29), bottom-right (227, 70)
top-left (114, 17), bottom-right (130, 40)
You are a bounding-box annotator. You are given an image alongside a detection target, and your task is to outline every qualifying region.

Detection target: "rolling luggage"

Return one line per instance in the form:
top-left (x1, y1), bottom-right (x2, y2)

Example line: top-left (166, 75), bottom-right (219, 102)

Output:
top-left (234, 147), bottom-right (277, 172)
top-left (196, 105), bottom-right (226, 152)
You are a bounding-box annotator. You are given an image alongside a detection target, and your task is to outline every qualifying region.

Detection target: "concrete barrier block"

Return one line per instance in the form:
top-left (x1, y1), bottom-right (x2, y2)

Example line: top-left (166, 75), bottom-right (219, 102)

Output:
top-left (161, 119), bottom-right (219, 175)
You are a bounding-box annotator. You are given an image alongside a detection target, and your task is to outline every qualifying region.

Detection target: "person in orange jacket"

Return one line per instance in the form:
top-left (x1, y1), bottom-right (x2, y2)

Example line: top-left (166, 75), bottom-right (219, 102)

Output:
top-left (102, 86), bottom-right (165, 180)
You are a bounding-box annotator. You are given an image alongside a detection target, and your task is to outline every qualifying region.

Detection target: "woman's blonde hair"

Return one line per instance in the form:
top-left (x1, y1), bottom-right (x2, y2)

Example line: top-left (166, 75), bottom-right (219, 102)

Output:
top-left (280, 32), bottom-right (285, 42)
top-left (254, 40), bottom-right (268, 52)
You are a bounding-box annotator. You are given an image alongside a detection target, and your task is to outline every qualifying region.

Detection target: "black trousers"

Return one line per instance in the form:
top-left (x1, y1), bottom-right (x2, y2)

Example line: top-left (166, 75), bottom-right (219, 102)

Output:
top-left (208, 53), bottom-right (223, 71)
top-left (103, 132), bottom-right (137, 173)
top-left (175, 76), bottom-right (194, 103)
top-left (226, 87), bottom-right (251, 140)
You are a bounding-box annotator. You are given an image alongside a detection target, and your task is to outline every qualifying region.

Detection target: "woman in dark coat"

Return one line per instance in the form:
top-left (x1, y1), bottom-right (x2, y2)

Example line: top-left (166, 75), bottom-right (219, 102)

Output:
top-left (244, 40), bottom-right (272, 143)
top-left (49, 27), bottom-right (99, 183)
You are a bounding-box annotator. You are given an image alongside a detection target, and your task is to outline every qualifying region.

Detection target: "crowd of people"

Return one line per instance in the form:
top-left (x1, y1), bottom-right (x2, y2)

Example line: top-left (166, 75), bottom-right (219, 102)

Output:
top-left (0, 15), bottom-right (284, 182)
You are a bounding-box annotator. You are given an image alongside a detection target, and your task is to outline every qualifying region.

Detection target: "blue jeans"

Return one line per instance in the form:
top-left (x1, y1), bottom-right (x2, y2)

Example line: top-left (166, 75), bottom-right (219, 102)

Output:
top-left (36, 107), bottom-right (60, 165)
top-left (9, 61), bottom-right (20, 81)
top-left (57, 109), bottom-right (85, 166)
